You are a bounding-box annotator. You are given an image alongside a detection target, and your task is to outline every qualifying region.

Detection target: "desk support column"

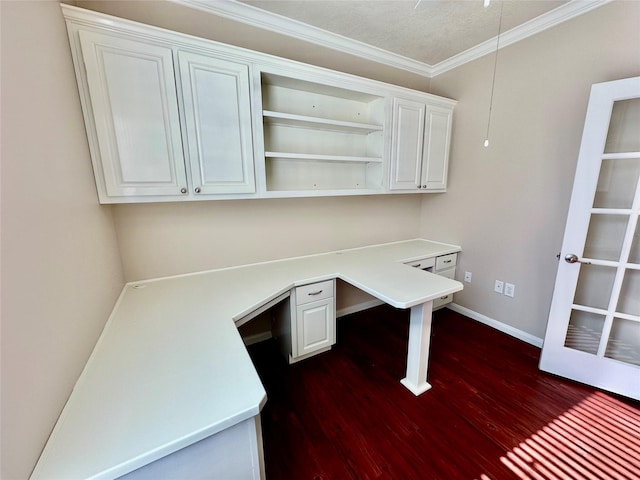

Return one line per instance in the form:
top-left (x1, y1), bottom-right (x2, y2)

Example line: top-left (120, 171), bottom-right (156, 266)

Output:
top-left (400, 300), bottom-right (434, 396)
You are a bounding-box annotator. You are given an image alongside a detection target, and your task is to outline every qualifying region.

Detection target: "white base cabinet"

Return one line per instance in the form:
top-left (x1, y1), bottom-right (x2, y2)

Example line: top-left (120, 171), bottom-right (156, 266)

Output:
top-left (118, 416), bottom-right (264, 480)
top-left (405, 252), bottom-right (457, 310)
top-left (274, 280), bottom-right (336, 363)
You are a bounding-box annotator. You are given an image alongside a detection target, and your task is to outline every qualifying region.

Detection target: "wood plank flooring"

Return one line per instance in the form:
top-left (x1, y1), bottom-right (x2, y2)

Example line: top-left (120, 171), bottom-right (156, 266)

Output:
top-left (247, 305), bottom-right (640, 480)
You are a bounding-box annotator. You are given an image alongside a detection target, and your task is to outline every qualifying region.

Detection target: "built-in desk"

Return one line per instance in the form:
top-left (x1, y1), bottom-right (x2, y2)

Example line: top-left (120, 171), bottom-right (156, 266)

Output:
top-left (30, 239), bottom-right (462, 480)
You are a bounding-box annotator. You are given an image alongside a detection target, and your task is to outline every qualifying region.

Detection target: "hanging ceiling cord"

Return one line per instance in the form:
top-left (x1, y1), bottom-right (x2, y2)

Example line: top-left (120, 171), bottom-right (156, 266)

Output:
top-left (484, 1), bottom-right (504, 147)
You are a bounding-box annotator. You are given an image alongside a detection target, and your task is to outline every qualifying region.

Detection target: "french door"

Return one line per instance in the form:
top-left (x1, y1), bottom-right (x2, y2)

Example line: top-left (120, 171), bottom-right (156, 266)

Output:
top-left (539, 77), bottom-right (640, 400)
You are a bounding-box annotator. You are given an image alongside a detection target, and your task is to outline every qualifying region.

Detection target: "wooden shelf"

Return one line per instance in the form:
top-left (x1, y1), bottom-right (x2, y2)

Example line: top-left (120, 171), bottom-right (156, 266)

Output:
top-left (265, 152), bottom-right (383, 163)
top-left (263, 110), bottom-right (383, 134)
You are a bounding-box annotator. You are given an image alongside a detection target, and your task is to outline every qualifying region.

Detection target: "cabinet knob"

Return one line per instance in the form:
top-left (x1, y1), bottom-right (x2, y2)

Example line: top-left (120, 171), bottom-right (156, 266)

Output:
top-left (194, 187), bottom-right (201, 194)
top-left (417, 185), bottom-right (422, 189)
top-left (180, 187), bottom-right (187, 194)
top-left (422, 185), bottom-right (427, 189)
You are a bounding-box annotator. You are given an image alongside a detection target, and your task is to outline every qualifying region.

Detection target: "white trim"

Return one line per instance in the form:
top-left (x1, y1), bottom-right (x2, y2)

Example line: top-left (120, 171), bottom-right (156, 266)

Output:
top-left (431, 0), bottom-right (613, 76)
top-left (169, 0), bottom-right (611, 78)
top-left (170, 0), bottom-right (433, 77)
top-left (447, 303), bottom-right (544, 348)
top-left (336, 299), bottom-right (385, 318)
top-left (336, 300), bottom-right (544, 348)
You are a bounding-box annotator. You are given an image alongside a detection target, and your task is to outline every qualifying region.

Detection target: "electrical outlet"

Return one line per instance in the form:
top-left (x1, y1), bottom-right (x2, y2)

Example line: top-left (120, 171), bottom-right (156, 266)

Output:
top-left (494, 280), bottom-right (504, 294)
top-left (505, 283), bottom-right (515, 298)
top-left (464, 271), bottom-right (472, 282)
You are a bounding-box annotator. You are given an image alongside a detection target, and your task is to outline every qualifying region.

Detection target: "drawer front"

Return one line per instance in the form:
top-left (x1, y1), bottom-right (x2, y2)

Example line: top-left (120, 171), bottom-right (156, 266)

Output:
top-left (295, 280), bottom-right (334, 305)
top-left (435, 253), bottom-right (457, 271)
top-left (433, 292), bottom-right (453, 309)
top-left (433, 267), bottom-right (455, 309)
top-left (404, 256), bottom-right (436, 270)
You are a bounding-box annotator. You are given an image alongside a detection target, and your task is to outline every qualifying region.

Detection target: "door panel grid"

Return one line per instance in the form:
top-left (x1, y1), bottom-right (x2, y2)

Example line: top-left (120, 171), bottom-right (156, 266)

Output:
top-left (541, 78), bottom-right (640, 400)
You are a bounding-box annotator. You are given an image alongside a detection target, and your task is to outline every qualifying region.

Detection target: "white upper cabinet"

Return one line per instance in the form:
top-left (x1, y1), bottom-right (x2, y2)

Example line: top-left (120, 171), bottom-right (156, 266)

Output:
top-left (390, 97), bottom-right (453, 192)
top-left (78, 30), bottom-right (188, 198)
top-left (389, 97), bottom-right (426, 190)
top-left (178, 51), bottom-right (255, 195)
top-left (63, 5), bottom-right (455, 203)
top-left (422, 105), bottom-right (453, 191)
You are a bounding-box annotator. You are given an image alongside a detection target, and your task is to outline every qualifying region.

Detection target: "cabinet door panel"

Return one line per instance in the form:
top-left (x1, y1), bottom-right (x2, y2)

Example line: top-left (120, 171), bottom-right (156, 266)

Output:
top-left (422, 105), bottom-right (452, 191)
top-left (178, 51), bottom-right (255, 195)
top-left (296, 299), bottom-right (335, 357)
top-left (390, 98), bottom-right (425, 190)
top-left (79, 30), bottom-right (187, 198)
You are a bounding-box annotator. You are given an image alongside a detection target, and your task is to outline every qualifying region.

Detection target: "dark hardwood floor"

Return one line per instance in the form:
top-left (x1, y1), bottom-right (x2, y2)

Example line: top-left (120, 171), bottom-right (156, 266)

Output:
top-left (247, 306), bottom-right (640, 480)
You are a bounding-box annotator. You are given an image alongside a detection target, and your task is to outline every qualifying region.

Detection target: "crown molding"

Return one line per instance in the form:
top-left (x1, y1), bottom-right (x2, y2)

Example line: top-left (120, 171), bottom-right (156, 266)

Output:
top-left (171, 0), bottom-right (435, 77)
top-left (169, 0), bottom-right (612, 79)
top-left (431, 0), bottom-right (613, 76)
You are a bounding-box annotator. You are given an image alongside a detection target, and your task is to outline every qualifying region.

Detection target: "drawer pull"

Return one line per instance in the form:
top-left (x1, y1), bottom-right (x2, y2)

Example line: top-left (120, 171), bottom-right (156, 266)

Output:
top-left (411, 263), bottom-right (422, 268)
top-left (440, 295), bottom-right (449, 300)
top-left (308, 290), bottom-right (323, 296)
top-left (443, 259), bottom-right (452, 264)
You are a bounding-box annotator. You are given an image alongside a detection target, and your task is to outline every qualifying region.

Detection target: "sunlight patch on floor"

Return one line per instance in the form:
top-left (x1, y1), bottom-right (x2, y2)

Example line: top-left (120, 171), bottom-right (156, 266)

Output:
top-left (498, 391), bottom-right (640, 479)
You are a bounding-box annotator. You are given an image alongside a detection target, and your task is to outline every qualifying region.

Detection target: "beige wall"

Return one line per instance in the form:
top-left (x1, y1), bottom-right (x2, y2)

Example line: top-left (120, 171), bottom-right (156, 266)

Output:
top-left (0, 2), bottom-right (125, 479)
top-left (420, 0), bottom-right (640, 339)
top-left (113, 195), bottom-right (423, 281)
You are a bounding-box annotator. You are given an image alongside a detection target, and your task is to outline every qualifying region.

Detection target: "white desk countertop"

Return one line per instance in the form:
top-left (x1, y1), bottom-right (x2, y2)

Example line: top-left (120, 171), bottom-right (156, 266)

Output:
top-left (31, 239), bottom-right (462, 480)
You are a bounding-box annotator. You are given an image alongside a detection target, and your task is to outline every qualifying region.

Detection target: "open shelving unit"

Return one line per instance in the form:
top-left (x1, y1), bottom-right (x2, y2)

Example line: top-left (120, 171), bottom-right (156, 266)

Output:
top-left (260, 73), bottom-right (387, 193)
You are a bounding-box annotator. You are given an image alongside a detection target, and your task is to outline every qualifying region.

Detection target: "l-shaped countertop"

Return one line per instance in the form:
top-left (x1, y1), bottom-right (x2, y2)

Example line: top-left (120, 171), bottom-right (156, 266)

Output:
top-left (31, 239), bottom-right (462, 479)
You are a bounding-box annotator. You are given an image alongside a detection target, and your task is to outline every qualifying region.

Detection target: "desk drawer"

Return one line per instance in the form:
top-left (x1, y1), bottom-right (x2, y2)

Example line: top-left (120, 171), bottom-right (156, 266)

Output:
top-left (295, 280), bottom-right (334, 305)
top-left (434, 267), bottom-right (455, 309)
top-left (435, 253), bottom-right (457, 271)
top-left (404, 257), bottom-right (435, 270)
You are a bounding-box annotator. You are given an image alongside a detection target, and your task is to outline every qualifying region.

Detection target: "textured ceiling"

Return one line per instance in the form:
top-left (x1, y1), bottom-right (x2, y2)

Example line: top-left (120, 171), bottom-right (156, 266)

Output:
top-left (239, 0), bottom-right (568, 65)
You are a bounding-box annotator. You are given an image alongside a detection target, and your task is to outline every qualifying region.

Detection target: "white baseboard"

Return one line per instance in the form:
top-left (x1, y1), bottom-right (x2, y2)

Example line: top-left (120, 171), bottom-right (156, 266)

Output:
top-left (336, 299), bottom-right (385, 318)
top-left (447, 303), bottom-right (544, 348)
top-left (241, 301), bottom-right (544, 349)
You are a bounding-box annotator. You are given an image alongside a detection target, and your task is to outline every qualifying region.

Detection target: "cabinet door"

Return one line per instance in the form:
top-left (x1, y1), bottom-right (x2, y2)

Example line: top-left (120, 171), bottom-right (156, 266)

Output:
top-left (421, 105), bottom-right (453, 191)
top-left (178, 51), bottom-right (255, 195)
top-left (295, 298), bottom-right (335, 358)
top-left (79, 30), bottom-right (187, 198)
top-left (389, 97), bottom-right (425, 190)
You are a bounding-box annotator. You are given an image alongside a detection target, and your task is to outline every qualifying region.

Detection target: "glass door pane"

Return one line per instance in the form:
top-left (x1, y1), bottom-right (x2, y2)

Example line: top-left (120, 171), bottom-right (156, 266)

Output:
top-left (629, 222), bottom-right (640, 264)
top-left (583, 213), bottom-right (630, 261)
top-left (565, 310), bottom-right (606, 355)
top-left (593, 158), bottom-right (640, 209)
top-left (573, 264), bottom-right (616, 309)
top-left (605, 317), bottom-right (640, 366)
top-left (604, 98), bottom-right (640, 153)
top-left (617, 269), bottom-right (640, 317)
